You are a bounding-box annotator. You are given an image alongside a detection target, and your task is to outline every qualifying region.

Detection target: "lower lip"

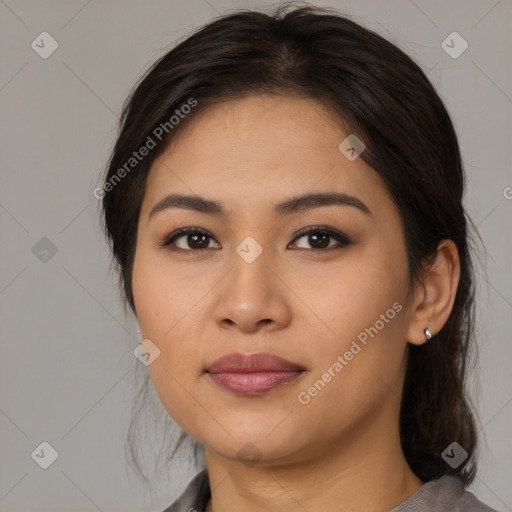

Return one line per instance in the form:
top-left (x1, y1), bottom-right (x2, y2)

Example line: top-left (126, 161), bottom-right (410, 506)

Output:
top-left (207, 370), bottom-right (304, 395)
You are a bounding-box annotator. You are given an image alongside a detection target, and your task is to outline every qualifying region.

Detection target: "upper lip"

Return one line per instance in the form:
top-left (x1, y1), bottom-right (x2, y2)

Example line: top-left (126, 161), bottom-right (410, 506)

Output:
top-left (206, 352), bottom-right (306, 373)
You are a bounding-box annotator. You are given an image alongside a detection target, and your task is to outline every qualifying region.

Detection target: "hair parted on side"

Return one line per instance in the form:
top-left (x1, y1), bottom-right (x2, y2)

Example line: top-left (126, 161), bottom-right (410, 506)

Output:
top-left (100, 1), bottom-right (481, 489)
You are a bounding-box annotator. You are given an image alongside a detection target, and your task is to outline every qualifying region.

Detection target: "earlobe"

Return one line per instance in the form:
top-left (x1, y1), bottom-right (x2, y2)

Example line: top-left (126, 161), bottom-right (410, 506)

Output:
top-left (406, 240), bottom-right (461, 346)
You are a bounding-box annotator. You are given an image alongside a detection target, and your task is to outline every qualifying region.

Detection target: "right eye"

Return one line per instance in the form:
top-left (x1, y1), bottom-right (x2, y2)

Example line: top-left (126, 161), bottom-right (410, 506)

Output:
top-left (161, 228), bottom-right (221, 251)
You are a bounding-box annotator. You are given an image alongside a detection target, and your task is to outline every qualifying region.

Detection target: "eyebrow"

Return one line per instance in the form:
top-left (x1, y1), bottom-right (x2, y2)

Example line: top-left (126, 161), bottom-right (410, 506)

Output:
top-left (148, 191), bottom-right (371, 220)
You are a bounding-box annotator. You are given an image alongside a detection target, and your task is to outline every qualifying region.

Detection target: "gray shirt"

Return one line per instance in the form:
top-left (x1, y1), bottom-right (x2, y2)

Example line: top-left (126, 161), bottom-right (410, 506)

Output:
top-left (162, 469), bottom-right (499, 512)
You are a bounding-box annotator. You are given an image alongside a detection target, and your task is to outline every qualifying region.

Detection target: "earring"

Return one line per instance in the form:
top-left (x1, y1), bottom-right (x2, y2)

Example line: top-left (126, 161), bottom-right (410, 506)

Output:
top-left (424, 327), bottom-right (433, 341)
top-left (136, 326), bottom-right (142, 342)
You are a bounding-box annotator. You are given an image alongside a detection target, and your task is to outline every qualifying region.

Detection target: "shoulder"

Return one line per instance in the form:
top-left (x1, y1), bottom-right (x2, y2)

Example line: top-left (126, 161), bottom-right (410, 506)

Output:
top-left (161, 469), bottom-right (210, 512)
top-left (391, 474), bottom-right (500, 512)
top-left (450, 479), bottom-right (500, 512)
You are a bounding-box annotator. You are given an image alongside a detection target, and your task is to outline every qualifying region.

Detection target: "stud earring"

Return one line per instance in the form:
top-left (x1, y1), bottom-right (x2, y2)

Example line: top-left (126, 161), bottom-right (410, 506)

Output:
top-left (424, 327), bottom-right (433, 341)
top-left (136, 326), bottom-right (142, 342)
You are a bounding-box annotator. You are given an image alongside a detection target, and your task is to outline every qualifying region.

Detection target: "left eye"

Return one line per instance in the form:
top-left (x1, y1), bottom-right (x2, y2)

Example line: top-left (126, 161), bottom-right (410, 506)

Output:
top-left (288, 227), bottom-right (351, 250)
top-left (161, 226), bottom-right (351, 251)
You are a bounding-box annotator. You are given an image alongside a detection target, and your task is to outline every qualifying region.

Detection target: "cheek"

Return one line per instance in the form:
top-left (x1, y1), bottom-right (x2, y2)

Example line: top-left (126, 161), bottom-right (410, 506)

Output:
top-left (292, 241), bottom-right (410, 399)
top-left (132, 248), bottom-right (199, 359)
top-left (290, 279), bottom-right (409, 440)
top-left (131, 243), bottom-right (212, 400)
top-left (132, 240), bottom-right (187, 332)
top-left (298, 242), bottom-right (409, 342)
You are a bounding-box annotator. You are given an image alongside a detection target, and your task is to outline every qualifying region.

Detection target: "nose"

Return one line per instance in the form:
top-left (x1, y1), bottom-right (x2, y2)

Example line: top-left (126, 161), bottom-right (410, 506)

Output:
top-left (213, 252), bottom-right (291, 334)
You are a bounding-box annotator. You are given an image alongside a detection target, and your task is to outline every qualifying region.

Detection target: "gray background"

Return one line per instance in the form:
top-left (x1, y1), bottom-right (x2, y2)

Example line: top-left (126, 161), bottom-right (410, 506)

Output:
top-left (0, 0), bottom-right (511, 510)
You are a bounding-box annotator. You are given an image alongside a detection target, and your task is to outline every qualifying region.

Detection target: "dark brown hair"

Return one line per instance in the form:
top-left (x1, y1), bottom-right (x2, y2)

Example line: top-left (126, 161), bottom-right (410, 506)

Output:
top-left (101, 2), bottom-right (481, 489)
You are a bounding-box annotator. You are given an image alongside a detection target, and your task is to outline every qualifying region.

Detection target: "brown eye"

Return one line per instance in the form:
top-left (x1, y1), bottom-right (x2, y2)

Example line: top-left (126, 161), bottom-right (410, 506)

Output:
top-left (162, 229), bottom-right (220, 251)
top-left (161, 226), bottom-right (351, 253)
top-left (289, 226), bottom-right (351, 251)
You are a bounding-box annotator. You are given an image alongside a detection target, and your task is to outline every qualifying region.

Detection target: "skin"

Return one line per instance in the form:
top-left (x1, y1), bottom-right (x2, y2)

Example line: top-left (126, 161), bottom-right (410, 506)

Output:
top-left (131, 95), bottom-right (460, 512)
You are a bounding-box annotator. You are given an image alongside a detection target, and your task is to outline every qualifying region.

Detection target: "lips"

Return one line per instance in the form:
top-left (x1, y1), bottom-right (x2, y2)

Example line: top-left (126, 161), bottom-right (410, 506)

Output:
top-left (206, 352), bottom-right (305, 373)
top-left (205, 352), bottom-right (306, 396)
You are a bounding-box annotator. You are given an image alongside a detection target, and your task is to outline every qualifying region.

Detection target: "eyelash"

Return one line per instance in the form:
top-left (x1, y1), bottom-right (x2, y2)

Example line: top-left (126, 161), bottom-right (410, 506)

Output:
top-left (160, 225), bottom-right (351, 252)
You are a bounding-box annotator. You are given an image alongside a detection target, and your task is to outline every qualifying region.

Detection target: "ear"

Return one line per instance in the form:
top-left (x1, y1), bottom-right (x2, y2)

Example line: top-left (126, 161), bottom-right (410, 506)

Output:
top-left (406, 239), bottom-right (461, 345)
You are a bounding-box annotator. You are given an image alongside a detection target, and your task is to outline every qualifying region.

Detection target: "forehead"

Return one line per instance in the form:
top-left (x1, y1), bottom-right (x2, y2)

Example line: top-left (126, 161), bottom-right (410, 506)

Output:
top-left (143, 95), bottom-right (390, 217)
top-left (164, 94), bottom-right (351, 161)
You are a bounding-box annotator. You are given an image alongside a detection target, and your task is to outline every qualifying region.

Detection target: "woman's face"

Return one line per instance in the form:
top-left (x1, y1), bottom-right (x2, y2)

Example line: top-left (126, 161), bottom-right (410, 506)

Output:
top-left (132, 95), bottom-right (416, 466)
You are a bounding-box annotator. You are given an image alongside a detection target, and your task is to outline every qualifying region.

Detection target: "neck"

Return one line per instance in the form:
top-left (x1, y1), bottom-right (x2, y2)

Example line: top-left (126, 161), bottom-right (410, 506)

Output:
top-left (203, 409), bottom-right (424, 512)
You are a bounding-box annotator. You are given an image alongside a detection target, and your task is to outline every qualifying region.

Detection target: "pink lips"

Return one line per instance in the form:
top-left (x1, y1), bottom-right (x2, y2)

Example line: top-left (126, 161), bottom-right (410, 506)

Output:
top-left (206, 352), bottom-right (306, 396)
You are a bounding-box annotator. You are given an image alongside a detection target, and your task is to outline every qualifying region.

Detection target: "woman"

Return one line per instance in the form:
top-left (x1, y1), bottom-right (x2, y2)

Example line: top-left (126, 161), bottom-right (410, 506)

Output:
top-left (100, 3), bottom-right (498, 511)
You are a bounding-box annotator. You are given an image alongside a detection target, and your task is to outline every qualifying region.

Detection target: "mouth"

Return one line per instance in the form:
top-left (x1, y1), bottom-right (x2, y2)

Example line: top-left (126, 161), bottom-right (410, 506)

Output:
top-left (205, 352), bottom-right (306, 396)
